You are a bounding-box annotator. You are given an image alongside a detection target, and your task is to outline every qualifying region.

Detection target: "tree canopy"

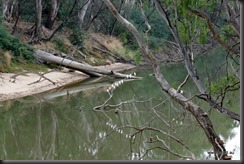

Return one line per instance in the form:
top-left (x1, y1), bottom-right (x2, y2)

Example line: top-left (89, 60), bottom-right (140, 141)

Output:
top-left (0, 0), bottom-right (240, 160)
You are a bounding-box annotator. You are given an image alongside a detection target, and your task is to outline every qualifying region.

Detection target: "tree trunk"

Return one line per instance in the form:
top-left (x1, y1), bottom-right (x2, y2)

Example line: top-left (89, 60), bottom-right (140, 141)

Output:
top-left (85, 1), bottom-right (104, 31)
top-left (123, 0), bottom-right (136, 19)
top-left (34, 49), bottom-right (139, 79)
top-left (3, 0), bottom-right (18, 22)
top-left (103, 0), bottom-right (228, 160)
top-left (153, 0), bottom-right (239, 122)
top-left (45, 0), bottom-right (60, 30)
top-left (35, 0), bottom-right (42, 37)
top-left (77, 0), bottom-right (91, 29)
top-left (109, 0), bottom-right (124, 36)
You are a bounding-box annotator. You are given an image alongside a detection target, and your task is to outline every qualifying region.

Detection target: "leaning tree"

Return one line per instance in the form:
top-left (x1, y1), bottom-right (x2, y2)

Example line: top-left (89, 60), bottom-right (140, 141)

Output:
top-left (102, 0), bottom-right (240, 160)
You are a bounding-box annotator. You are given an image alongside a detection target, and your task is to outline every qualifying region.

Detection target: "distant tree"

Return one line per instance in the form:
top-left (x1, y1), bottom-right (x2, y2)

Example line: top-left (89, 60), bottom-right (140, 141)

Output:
top-left (44, 0), bottom-right (60, 30)
top-left (2, 0), bottom-right (18, 22)
top-left (77, 0), bottom-right (91, 29)
top-left (29, 0), bottom-right (42, 42)
top-left (152, 0), bottom-right (239, 121)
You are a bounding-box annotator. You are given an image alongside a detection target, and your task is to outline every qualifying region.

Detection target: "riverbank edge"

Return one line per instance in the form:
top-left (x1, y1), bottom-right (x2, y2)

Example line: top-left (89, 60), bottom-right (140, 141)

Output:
top-left (0, 63), bottom-right (136, 102)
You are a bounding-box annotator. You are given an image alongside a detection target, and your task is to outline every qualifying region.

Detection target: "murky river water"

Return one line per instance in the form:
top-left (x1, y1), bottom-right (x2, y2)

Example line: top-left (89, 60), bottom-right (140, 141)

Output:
top-left (0, 47), bottom-right (240, 160)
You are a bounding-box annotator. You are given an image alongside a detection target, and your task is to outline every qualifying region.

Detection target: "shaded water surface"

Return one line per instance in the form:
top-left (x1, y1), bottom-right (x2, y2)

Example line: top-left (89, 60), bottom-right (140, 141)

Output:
top-left (0, 47), bottom-right (240, 160)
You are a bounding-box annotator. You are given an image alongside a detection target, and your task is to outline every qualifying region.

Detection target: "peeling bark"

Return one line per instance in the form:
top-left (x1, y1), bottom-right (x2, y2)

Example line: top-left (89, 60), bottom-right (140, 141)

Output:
top-left (45, 0), bottom-right (60, 30)
top-left (153, 0), bottom-right (239, 122)
top-left (103, 0), bottom-right (228, 160)
top-left (2, 0), bottom-right (19, 22)
top-left (35, 0), bottom-right (42, 37)
top-left (34, 49), bottom-right (140, 79)
top-left (77, 0), bottom-right (91, 28)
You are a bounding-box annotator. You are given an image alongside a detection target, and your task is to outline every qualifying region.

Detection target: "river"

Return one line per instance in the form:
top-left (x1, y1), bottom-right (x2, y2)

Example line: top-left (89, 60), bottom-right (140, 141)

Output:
top-left (0, 47), bottom-right (240, 160)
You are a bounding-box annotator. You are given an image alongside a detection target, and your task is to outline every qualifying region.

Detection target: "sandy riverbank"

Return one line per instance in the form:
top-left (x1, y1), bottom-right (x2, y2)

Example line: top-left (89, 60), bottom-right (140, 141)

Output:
top-left (0, 63), bottom-right (135, 102)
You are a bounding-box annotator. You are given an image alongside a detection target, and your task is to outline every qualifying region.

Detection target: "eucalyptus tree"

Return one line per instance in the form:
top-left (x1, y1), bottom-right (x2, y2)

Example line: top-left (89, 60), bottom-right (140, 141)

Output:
top-left (34, 0), bottom-right (42, 40)
top-left (103, 0), bottom-right (240, 160)
top-left (2, 0), bottom-right (18, 22)
top-left (44, 0), bottom-right (60, 30)
top-left (152, 0), bottom-right (240, 122)
top-left (77, 0), bottom-right (91, 28)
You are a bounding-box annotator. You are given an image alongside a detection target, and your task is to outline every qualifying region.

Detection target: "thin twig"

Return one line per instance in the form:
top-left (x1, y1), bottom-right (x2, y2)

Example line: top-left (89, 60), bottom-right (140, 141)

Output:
top-left (177, 74), bottom-right (189, 92)
top-left (10, 70), bottom-right (56, 85)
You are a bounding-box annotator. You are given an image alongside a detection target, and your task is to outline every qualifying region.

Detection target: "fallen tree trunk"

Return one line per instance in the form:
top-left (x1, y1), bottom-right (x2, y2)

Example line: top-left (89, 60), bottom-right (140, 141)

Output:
top-left (34, 49), bottom-right (140, 79)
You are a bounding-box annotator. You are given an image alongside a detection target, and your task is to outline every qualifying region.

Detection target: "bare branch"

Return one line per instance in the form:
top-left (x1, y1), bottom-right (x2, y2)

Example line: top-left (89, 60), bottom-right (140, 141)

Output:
top-left (10, 70), bottom-right (56, 85)
top-left (104, 0), bottom-right (231, 159)
top-left (176, 74), bottom-right (189, 93)
top-left (139, 0), bottom-right (151, 34)
top-left (142, 146), bottom-right (191, 160)
top-left (153, 0), bottom-right (240, 122)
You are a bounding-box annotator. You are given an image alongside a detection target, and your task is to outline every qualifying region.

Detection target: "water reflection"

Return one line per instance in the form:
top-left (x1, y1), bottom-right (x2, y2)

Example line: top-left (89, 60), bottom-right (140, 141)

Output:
top-left (223, 123), bottom-right (240, 160)
top-left (0, 48), bottom-right (240, 160)
top-left (0, 72), bottom-right (240, 160)
top-left (201, 122), bottom-right (240, 160)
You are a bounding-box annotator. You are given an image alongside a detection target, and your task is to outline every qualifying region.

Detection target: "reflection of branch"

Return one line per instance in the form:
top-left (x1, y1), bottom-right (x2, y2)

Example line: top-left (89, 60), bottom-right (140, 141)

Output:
top-left (2, 130), bottom-right (7, 158)
top-left (125, 126), bottom-right (195, 160)
top-left (142, 146), bottom-right (193, 160)
top-left (33, 108), bottom-right (43, 160)
top-left (9, 116), bottom-right (19, 151)
top-left (151, 97), bottom-right (176, 132)
top-left (45, 110), bottom-right (58, 160)
top-left (93, 94), bottom-right (113, 110)
top-left (140, 134), bottom-right (194, 159)
top-left (88, 113), bottom-right (195, 160)
top-left (124, 125), bottom-right (194, 158)
top-left (93, 91), bottom-right (151, 111)
top-left (169, 112), bottom-right (187, 125)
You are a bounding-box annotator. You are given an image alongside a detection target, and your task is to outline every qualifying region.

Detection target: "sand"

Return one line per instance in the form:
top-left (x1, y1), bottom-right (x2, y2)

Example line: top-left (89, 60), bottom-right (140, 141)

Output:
top-left (0, 63), bottom-right (135, 102)
top-left (0, 70), bottom-right (89, 102)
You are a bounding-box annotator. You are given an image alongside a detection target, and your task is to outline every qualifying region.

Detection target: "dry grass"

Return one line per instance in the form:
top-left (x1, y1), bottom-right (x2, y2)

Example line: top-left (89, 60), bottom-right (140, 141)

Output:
top-left (0, 49), bottom-right (13, 72)
top-left (84, 32), bottom-right (136, 62)
top-left (90, 32), bottom-right (124, 51)
top-left (3, 21), bottom-right (135, 66)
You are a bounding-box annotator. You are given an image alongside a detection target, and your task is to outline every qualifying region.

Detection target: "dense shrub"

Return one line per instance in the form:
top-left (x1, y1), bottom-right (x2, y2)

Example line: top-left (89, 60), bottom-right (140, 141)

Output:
top-left (0, 25), bottom-right (34, 62)
top-left (69, 28), bottom-right (87, 50)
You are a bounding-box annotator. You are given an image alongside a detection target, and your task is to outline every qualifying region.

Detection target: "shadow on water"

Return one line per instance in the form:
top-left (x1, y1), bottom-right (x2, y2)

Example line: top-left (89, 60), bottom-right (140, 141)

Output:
top-left (0, 47), bottom-right (240, 160)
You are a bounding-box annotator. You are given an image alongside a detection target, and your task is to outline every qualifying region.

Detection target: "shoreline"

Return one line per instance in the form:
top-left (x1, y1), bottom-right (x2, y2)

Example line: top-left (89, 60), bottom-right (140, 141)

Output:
top-left (0, 63), bottom-right (135, 102)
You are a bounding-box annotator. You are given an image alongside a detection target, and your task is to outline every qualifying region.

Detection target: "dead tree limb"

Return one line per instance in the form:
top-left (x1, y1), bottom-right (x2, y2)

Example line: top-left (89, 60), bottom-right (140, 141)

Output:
top-left (10, 70), bottom-right (56, 85)
top-left (34, 49), bottom-right (141, 79)
top-left (103, 0), bottom-right (229, 160)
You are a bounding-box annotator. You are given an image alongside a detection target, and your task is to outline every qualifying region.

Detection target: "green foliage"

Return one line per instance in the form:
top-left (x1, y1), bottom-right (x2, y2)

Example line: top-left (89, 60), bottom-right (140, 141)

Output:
top-left (112, 21), bottom-right (138, 50)
top-left (132, 50), bottom-right (142, 65)
top-left (101, 3), bottom-right (171, 51)
top-left (69, 28), bottom-right (87, 50)
top-left (197, 28), bottom-right (208, 44)
top-left (18, 0), bottom-right (36, 22)
top-left (58, 0), bottom-right (75, 20)
top-left (208, 74), bottom-right (239, 96)
top-left (128, 6), bottom-right (171, 50)
top-left (0, 10), bottom-right (2, 24)
top-left (118, 32), bottom-right (128, 44)
top-left (0, 25), bottom-right (34, 62)
top-left (53, 37), bottom-right (69, 54)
